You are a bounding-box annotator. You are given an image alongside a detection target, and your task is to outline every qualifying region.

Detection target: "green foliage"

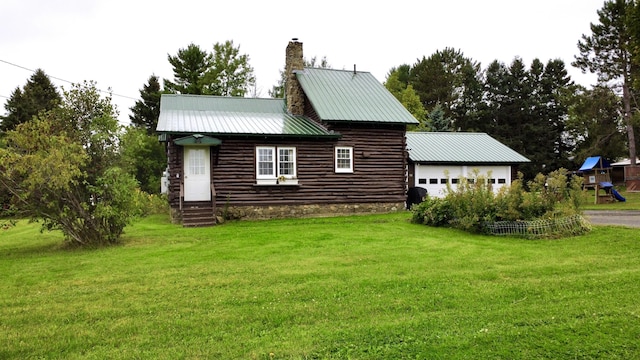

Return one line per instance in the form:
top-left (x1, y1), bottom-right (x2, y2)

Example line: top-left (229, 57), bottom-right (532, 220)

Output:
top-left (164, 41), bottom-right (255, 97)
top-left (120, 126), bottom-right (167, 194)
top-left (0, 82), bottom-right (139, 246)
top-left (573, 0), bottom-right (639, 165)
top-left (203, 40), bottom-right (255, 97)
top-left (426, 103), bottom-right (452, 131)
top-left (0, 69), bottom-right (61, 133)
top-left (163, 43), bottom-right (213, 95)
top-left (132, 191), bottom-right (169, 216)
top-left (129, 74), bottom-right (162, 134)
top-left (408, 48), bottom-right (483, 125)
top-left (566, 85), bottom-right (627, 161)
top-left (385, 68), bottom-right (427, 127)
top-left (411, 169), bottom-right (587, 237)
top-left (477, 58), bottom-right (574, 179)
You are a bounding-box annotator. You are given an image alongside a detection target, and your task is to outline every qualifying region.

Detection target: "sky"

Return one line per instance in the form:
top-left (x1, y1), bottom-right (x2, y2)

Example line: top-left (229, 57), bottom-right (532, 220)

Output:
top-left (1, 0), bottom-right (606, 125)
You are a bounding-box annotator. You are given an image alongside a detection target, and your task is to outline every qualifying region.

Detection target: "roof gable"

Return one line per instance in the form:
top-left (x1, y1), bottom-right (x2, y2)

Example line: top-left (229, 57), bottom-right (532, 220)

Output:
top-left (407, 132), bottom-right (530, 163)
top-left (156, 94), bottom-right (336, 137)
top-left (296, 68), bottom-right (419, 125)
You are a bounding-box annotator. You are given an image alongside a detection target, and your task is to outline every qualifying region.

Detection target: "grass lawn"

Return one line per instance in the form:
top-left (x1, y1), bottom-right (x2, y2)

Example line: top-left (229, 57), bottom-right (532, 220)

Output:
top-left (1, 212), bottom-right (639, 359)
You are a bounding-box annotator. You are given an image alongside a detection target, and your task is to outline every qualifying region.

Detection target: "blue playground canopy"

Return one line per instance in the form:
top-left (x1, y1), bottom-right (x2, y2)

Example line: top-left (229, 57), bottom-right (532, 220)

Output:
top-left (579, 156), bottom-right (611, 172)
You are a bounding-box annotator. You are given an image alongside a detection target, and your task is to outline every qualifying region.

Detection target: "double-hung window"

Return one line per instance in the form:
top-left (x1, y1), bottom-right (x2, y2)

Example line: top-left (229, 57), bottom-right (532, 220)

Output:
top-left (256, 146), bottom-right (297, 184)
top-left (335, 146), bottom-right (353, 173)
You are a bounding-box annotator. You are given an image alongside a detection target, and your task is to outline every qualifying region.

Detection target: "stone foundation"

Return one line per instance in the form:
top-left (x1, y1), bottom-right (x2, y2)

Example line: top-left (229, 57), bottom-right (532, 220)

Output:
top-left (218, 202), bottom-right (405, 221)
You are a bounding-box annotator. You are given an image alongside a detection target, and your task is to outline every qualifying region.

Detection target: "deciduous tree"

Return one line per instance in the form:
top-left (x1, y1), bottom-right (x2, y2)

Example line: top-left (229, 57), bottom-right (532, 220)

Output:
top-left (385, 66), bottom-right (427, 128)
top-left (203, 40), bottom-right (255, 97)
top-left (0, 82), bottom-right (139, 246)
top-left (566, 85), bottom-right (628, 162)
top-left (120, 126), bottom-right (167, 194)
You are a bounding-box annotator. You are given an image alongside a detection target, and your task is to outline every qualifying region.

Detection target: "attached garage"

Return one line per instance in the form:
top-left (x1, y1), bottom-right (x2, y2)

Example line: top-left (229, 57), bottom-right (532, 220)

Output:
top-left (406, 132), bottom-right (530, 198)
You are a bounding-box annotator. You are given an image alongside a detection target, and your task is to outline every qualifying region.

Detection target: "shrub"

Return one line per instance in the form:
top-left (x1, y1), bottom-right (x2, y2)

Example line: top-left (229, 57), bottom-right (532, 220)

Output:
top-left (411, 169), bottom-right (588, 238)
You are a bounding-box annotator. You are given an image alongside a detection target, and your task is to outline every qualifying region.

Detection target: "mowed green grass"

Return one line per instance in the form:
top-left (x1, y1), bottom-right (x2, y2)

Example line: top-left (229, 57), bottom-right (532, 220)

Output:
top-left (1, 212), bottom-right (639, 359)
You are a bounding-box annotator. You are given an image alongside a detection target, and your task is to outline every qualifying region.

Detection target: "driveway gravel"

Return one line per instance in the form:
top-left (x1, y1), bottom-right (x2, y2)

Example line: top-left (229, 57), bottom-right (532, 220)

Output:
top-left (583, 210), bottom-right (640, 228)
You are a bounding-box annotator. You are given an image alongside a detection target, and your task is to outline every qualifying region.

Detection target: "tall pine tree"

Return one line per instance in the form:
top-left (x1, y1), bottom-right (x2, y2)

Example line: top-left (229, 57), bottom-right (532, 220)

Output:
top-left (164, 43), bottom-right (213, 95)
top-left (573, 0), bottom-right (638, 166)
top-left (130, 75), bottom-right (162, 134)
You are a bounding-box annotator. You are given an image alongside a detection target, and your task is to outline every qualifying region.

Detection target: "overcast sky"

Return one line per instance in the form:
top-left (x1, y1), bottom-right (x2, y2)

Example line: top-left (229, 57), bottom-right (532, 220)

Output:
top-left (1, 0), bottom-right (606, 125)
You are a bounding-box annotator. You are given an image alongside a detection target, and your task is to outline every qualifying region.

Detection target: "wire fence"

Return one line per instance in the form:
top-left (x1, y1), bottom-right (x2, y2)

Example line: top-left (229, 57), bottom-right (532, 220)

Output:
top-left (484, 215), bottom-right (592, 239)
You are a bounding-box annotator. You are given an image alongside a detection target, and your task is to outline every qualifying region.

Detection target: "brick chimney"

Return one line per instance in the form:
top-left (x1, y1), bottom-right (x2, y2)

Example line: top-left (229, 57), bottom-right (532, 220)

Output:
top-left (285, 39), bottom-right (304, 115)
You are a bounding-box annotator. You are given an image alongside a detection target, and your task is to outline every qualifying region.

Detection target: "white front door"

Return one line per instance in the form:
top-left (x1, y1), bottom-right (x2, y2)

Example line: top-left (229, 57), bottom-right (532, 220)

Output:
top-left (184, 147), bottom-right (211, 201)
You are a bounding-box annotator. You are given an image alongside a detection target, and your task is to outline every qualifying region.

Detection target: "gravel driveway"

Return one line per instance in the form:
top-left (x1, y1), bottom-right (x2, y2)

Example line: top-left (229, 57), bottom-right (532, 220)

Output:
top-left (583, 210), bottom-right (640, 228)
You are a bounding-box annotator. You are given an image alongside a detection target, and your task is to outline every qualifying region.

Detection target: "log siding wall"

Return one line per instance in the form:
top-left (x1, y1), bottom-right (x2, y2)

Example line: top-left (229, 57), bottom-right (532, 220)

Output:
top-left (166, 123), bottom-right (409, 213)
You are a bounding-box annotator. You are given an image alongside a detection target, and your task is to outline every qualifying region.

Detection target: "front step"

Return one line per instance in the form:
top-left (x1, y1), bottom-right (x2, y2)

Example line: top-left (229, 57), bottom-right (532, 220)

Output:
top-left (182, 206), bottom-right (216, 227)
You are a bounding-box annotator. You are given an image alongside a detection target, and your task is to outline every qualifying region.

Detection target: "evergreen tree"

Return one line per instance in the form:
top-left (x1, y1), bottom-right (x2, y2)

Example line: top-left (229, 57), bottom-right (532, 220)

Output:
top-left (428, 103), bottom-right (453, 132)
top-left (0, 69), bottom-right (61, 133)
top-left (573, 0), bottom-right (638, 165)
top-left (408, 48), bottom-right (482, 127)
top-left (129, 75), bottom-right (162, 134)
top-left (479, 58), bottom-right (573, 179)
top-left (164, 43), bottom-right (213, 95)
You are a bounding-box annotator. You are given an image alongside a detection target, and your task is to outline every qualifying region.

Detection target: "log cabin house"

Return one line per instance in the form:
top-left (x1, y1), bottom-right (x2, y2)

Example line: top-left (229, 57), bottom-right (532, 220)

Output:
top-left (156, 39), bottom-right (418, 226)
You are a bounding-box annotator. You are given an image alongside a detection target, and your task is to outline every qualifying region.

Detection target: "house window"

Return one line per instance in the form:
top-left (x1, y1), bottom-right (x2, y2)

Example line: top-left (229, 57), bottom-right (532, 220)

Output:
top-left (278, 147), bottom-right (296, 177)
top-left (440, 178), bottom-right (447, 184)
top-left (418, 178), bottom-right (427, 184)
top-left (498, 178), bottom-right (506, 184)
top-left (451, 178), bottom-right (459, 184)
top-left (257, 147), bottom-right (275, 178)
top-left (256, 146), bottom-right (297, 182)
top-left (335, 147), bottom-right (353, 173)
top-left (429, 178), bottom-right (438, 184)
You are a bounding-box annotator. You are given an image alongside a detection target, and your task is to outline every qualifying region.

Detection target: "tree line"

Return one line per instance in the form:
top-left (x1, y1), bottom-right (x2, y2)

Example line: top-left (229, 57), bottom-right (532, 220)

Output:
top-left (1, 0), bottom-right (639, 246)
top-left (387, 0), bottom-right (640, 180)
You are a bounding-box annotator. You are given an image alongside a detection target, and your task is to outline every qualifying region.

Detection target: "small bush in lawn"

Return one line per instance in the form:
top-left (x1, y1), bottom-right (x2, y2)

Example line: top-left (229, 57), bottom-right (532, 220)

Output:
top-left (133, 190), bottom-right (170, 217)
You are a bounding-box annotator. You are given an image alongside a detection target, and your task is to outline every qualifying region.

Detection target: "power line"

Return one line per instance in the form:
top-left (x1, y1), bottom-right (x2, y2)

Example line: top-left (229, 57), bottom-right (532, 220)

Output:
top-left (0, 58), bottom-right (138, 101)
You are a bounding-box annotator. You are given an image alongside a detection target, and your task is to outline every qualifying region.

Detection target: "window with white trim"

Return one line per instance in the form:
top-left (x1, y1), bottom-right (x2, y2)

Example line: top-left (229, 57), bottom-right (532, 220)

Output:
top-left (335, 146), bottom-right (353, 173)
top-left (278, 147), bottom-right (296, 178)
top-left (256, 147), bottom-right (275, 179)
top-left (256, 146), bottom-right (297, 183)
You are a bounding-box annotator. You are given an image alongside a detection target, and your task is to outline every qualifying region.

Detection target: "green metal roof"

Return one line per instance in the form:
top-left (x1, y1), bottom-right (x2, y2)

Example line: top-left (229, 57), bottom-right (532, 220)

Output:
top-left (296, 68), bottom-right (419, 124)
top-left (407, 132), bottom-right (530, 163)
top-left (157, 94), bottom-right (337, 137)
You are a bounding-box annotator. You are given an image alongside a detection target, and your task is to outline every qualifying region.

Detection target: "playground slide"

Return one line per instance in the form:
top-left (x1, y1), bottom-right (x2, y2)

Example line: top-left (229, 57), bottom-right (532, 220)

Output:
top-left (611, 188), bottom-right (626, 202)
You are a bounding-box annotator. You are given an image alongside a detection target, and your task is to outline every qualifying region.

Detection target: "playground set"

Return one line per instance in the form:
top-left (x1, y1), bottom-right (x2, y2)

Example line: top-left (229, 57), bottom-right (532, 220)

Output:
top-left (579, 156), bottom-right (626, 204)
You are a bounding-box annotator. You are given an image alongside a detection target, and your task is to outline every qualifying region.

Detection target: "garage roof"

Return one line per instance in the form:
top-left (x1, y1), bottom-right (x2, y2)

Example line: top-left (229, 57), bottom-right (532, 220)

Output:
top-left (407, 132), bottom-right (530, 164)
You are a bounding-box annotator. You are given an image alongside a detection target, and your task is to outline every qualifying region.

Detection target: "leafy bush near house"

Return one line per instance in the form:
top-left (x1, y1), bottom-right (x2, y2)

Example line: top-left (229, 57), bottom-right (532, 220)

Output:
top-left (411, 169), bottom-right (590, 238)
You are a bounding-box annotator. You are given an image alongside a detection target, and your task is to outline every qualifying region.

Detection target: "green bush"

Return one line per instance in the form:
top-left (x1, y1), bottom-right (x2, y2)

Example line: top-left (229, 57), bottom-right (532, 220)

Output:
top-left (411, 169), bottom-right (587, 237)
